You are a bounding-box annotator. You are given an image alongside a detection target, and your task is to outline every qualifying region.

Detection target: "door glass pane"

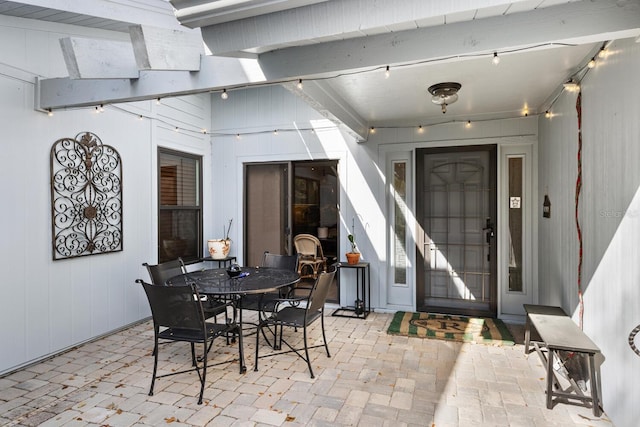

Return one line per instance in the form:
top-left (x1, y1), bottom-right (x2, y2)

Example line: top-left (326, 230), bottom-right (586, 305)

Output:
top-left (293, 162), bottom-right (338, 261)
top-left (393, 161), bottom-right (407, 284)
top-left (245, 163), bottom-right (288, 266)
top-left (508, 157), bottom-right (523, 292)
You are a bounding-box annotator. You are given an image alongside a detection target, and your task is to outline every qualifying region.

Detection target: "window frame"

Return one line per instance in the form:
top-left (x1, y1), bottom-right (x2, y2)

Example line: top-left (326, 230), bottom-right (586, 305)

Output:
top-left (157, 147), bottom-right (203, 263)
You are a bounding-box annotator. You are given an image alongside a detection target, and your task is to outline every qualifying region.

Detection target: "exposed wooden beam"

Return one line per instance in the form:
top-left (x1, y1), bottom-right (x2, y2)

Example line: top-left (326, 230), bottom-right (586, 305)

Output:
top-left (198, 0), bottom-right (521, 55)
top-left (257, 0), bottom-right (640, 79)
top-left (37, 55), bottom-right (268, 109)
top-left (129, 25), bottom-right (204, 71)
top-left (284, 80), bottom-right (368, 141)
top-left (60, 37), bottom-right (138, 79)
top-left (171, 0), bottom-right (330, 29)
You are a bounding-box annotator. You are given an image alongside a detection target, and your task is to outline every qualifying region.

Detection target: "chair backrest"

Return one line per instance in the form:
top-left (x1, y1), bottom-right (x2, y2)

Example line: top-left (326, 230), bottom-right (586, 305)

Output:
top-left (136, 279), bottom-right (204, 330)
top-left (261, 252), bottom-right (299, 271)
top-left (306, 269), bottom-right (336, 315)
top-left (293, 234), bottom-right (324, 259)
top-left (143, 258), bottom-right (186, 285)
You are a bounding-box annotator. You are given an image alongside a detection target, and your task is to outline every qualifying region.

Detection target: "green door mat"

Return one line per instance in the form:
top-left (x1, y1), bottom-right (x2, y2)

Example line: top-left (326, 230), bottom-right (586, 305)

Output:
top-left (387, 311), bottom-right (515, 346)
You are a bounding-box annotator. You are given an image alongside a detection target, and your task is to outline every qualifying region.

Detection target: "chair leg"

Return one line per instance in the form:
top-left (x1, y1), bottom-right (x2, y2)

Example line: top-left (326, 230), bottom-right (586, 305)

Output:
top-left (190, 343), bottom-right (197, 366)
top-left (236, 323), bottom-right (246, 374)
top-left (321, 313), bottom-right (330, 357)
top-left (198, 341), bottom-right (207, 405)
top-left (254, 321), bottom-right (261, 372)
top-left (149, 336), bottom-right (159, 396)
top-left (303, 325), bottom-right (314, 379)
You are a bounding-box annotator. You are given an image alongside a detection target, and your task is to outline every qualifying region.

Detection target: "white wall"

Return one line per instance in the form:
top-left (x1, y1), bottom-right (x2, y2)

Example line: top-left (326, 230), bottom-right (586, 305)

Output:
top-left (538, 37), bottom-right (640, 427)
top-left (0, 15), bottom-right (213, 375)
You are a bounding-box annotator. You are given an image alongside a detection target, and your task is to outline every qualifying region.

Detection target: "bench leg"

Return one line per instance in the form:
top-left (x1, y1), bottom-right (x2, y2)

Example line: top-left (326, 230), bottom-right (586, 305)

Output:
top-left (546, 349), bottom-right (555, 409)
top-left (524, 316), bottom-right (531, 354)
top-left (589, 354), bottom-right (602, 417)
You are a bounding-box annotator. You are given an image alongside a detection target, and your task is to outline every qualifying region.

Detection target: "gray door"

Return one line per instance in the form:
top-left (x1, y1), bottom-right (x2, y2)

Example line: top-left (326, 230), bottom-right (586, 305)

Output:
top-left (416, 146), bottom-right (497, 317)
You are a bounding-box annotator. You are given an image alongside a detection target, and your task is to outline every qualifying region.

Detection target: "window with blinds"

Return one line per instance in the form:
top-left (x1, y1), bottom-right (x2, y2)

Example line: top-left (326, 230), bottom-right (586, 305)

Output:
top-left (158, 148), bottom-right (202, 263)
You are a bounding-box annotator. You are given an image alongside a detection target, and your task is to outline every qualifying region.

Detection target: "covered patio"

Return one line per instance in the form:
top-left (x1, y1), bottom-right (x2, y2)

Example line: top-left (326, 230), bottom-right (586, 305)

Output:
top-left (2, 1), bottom-right (640, 426)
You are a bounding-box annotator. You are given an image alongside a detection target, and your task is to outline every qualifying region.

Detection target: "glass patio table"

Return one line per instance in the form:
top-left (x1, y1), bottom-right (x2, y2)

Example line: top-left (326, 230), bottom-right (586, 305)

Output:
top-left (167, 266), bottom-right (300, 372)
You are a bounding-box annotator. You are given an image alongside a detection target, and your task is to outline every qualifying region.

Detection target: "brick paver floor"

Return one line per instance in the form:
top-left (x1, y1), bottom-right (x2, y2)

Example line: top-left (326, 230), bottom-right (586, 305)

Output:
top-left (0, 312), bottom-right (615, 426)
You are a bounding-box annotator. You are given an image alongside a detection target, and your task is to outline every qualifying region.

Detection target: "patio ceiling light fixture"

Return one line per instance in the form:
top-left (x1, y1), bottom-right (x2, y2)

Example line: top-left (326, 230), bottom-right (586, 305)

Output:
top-left (428, 82), bottom-right (461, 114)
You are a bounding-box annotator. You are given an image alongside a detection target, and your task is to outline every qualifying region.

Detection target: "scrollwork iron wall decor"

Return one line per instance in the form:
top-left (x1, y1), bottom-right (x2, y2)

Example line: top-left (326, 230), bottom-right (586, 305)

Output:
top-left (50, 132), bottom-right (123, 260)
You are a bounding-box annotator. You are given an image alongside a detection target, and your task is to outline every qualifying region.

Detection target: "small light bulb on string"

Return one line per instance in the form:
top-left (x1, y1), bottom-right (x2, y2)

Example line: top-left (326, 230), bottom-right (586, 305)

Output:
top-left (384, 66), bottom-right (390, 79)
top-left (297, 79), bottom-right (303, 89)
top-left (545, 111), bottom-right (551, 118)
top-left (418, 125), bottom-right (424, 133)
top-left (598, 47), bottom-right (606, 58)
top-left (370, 126), bottom-right (376, 134)
top-left (138, 115), bottom-right (143, 120)
top-left (273, 129), bottom-right (278, 135)
top-left (465, 120), bottom-right (471, 128)
top-left (492, 52), bottom-right (500, 65)
top-left (588, 58), bottom-right (596, 69)
top-left (236, 134), bottom-right (241, 139)
top-left (221, 89), bottom-right (228, 100)
top-left (156, 98), bottom-right (161, 105)
top-left (202, 129), bottom-right (207, 134)
top-left (174, 126), bottom-right (179, 132)
top-left (47, 109), bottom-right (53, 117)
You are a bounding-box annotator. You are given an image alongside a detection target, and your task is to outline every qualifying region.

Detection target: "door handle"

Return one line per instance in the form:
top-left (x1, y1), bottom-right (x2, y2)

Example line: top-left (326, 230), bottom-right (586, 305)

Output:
top-left (483, 218), bottom-right (495, 244)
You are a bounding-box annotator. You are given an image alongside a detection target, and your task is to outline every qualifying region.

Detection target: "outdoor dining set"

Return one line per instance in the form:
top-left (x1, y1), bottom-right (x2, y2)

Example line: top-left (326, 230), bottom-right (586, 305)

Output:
top-left (139, 251), bottom-right (336, 405)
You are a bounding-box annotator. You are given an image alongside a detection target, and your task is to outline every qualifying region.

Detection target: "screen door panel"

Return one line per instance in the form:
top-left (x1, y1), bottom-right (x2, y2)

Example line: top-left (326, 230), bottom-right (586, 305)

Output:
top-left (418, 147), bottom-right (497, 315)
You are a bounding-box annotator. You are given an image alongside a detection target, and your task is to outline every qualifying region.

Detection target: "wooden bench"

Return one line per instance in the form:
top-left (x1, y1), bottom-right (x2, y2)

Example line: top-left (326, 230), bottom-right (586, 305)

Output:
top-left (523, 304), bottom-right (602, 417)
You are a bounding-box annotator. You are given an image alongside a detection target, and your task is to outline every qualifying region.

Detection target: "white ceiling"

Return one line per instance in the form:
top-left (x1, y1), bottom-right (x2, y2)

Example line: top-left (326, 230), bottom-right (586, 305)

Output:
top-left (6, 0), bottom-right (640, 138)
top-left (322, 44), bottom-right (595, 127)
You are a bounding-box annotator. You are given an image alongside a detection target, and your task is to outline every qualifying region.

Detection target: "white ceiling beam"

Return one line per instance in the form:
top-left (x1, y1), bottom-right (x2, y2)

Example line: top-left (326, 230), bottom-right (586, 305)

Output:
top-left (129, 25), bottom-right (204, 71)
top-left (170, 0), bottom-right (330, 28)
top-left (37, 55), bottom-right (268, 109)
top-left (60, 37), bottom-right (138, 79)
top-left (284, 80), bottom-right (368, 141)
top-left (257, 0), bottom-right (640, 79)
top-left (10, 0), bottom-right (183, 29)
top-left (197, 0), bottom-right (531, 55)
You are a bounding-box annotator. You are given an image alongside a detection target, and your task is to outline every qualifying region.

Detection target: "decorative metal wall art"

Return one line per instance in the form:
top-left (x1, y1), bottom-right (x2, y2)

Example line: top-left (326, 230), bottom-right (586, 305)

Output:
top-left (50, 132), bottom-right (123, 260)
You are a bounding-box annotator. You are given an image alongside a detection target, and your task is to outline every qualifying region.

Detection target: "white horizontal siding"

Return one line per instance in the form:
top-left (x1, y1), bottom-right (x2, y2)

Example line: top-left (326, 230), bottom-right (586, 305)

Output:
top-left (0, 16), bottom-right (212, 375)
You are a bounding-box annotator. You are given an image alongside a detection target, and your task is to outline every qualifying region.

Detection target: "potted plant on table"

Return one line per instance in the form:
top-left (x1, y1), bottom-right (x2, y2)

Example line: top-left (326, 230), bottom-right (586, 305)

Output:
top-left (208, 219), bottom-right (232, 260)
top-left (346, 233), bottom-right (360, 265)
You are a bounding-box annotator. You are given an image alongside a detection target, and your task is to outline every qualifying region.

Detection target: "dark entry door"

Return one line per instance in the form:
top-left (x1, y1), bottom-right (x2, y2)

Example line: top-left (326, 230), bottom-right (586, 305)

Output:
top-left (416, 146), bottom-right (497, 317)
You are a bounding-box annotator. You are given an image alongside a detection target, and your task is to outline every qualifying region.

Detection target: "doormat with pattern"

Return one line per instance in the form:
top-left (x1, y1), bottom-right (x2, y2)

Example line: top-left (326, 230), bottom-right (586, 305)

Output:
top-left (387, 311), bottom-right (515, 346)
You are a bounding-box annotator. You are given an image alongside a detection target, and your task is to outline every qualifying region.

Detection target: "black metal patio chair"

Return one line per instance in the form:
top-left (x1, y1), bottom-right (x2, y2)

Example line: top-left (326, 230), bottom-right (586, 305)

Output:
top-left (143, 258), bottom-right (228, 321)
top-left (136, 279), bottom-right (243, 405)
top-left (254, 267), bottom-right (336, 378)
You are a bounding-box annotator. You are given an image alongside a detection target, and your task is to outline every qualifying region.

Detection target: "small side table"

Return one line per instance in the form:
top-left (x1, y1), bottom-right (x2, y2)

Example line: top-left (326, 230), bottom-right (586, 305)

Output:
top-left (200, 256), bottom-right (237, 268)
top-left (332, 262), bottom-right (370, 319)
